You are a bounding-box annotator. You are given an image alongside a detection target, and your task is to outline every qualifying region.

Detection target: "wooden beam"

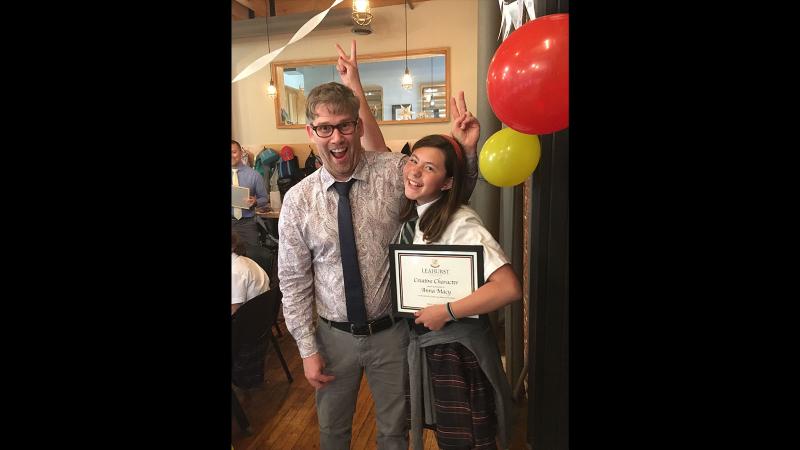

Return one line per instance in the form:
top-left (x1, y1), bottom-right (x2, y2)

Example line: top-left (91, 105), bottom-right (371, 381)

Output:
top-left (273, 0), bottom-right (340, 16)
top-left (234, 0), bottom-right (428, 20)
top-left (231, 0), bottom-right (251, 21)
top-left (239, 0), bottom-right (269, 18)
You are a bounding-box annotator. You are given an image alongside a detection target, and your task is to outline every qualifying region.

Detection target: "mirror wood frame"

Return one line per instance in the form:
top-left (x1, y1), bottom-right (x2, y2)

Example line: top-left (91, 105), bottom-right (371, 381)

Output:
top-left (271, 47), bottom-right (450, 129)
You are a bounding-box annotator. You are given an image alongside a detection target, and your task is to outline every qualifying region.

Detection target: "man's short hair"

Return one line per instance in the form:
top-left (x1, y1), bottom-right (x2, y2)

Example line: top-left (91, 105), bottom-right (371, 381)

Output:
top-left (305, 82), bottom-right (360, 124)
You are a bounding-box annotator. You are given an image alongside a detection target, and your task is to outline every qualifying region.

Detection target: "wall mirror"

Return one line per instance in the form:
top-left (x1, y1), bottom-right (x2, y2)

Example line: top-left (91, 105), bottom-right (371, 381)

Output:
top-left (272, 48), bottom-right (449, 128)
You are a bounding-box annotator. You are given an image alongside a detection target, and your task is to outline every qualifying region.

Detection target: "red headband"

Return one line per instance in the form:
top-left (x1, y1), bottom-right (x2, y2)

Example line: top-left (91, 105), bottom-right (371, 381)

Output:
top-left (439, 134), bottom-right (463, 162)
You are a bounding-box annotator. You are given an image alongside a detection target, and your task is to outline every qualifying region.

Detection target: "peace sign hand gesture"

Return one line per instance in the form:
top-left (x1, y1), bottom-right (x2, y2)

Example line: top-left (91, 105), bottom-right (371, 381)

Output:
top-left (450, 91), bottom-right (480, 156)
top-left (335, 40), bottom-right (364, 94)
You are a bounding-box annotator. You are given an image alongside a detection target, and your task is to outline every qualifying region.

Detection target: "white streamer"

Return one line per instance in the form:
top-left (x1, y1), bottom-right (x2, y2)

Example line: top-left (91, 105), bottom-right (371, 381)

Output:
top-left (232, 0), bottom-right (345, 84)
top-left (498, 0), bottom-right (536, 42)
top-left (518, 0), bottom-right (536, 22)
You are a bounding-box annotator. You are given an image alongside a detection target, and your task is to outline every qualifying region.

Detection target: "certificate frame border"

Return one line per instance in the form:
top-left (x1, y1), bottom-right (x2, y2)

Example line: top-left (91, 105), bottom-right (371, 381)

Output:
top-left (389, 244), bottom-right (484, 320)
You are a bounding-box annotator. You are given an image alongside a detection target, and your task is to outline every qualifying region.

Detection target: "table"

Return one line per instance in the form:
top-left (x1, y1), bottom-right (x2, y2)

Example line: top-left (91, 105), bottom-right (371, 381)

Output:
top-left (255, 209), bottom-right (280, 220)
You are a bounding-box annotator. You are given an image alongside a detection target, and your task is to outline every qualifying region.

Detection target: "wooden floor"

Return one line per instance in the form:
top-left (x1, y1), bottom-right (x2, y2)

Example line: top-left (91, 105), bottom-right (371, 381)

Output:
top-left (232, 322), bottom-right (529, 449)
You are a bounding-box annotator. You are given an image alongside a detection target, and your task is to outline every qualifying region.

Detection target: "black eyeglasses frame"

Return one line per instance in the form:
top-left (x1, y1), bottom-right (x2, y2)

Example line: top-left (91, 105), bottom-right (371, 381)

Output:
top-left (310, 119), bottom-right (360, 138)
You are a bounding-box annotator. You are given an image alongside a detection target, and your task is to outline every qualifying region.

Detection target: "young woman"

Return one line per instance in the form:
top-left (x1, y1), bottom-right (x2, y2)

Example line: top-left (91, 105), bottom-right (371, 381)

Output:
top-left (399, 130), bottom-right (522, 450)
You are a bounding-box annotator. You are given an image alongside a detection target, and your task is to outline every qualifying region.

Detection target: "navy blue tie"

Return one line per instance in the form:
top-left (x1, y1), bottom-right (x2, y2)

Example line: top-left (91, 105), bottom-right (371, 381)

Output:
top-left (333, 180), bottom-right (367, 326)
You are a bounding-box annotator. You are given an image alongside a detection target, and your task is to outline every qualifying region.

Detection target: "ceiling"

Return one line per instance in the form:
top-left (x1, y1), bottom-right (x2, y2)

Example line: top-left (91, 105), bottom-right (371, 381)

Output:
top-left (232, 0), bottom-right (431, 39)
top-left (231, 0), bottom-right (425, 21)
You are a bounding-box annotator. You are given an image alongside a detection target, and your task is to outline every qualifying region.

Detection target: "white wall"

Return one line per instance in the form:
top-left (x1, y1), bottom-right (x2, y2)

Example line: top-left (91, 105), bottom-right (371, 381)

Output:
top-left (232, 0), bottom-right (479, 147)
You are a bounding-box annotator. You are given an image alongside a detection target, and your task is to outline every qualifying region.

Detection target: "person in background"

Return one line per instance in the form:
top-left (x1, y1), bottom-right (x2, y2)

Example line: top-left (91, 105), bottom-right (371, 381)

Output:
top-left (278, 39), bottom-right (478, 450)
top-left (397, 131), bottom-right (522, 449)
top-left (232, 140), bottom-right (269, 247)
top-left (231, 231), bottom-right (270, 316)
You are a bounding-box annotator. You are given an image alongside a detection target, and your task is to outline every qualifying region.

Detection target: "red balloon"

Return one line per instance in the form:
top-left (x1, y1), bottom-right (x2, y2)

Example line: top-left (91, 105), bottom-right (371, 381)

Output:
top-left (487, 13), bottom-right (569, 135)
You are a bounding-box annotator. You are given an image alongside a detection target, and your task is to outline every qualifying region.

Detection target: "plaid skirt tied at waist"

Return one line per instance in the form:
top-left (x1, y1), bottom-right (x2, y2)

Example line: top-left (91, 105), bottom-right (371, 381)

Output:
top-left (407, 318), bottom-right (513, 450)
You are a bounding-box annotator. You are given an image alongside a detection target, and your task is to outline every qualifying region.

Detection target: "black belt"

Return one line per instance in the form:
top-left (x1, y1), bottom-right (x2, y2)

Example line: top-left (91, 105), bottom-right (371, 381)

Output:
top-left (320, 315), bottom-right (394, 336)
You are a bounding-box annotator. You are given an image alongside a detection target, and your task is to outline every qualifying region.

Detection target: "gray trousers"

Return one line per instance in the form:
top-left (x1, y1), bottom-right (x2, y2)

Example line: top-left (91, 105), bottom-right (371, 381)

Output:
top-left (315, 316), bottom-right (409, 450)
top-left (231, 216), bottom-right (259, 247)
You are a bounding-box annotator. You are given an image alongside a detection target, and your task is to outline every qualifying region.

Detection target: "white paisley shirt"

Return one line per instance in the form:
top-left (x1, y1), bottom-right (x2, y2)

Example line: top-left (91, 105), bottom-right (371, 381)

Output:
top-left (278, 150), bottom-right (477, 358)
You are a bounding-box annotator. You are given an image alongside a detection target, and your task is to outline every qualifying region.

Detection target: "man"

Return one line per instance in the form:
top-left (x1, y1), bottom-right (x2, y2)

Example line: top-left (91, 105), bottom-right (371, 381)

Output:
top-left (278, 40), bottom-right (479, 450)
top-left (231, 140), bottom-right (269, 247)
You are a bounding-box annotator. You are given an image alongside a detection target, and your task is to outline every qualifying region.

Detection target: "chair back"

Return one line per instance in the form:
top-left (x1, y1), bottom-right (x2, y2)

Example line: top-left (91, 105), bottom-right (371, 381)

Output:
top-left (231, 288), bottom-right (282, 352)
top-left (231, 288), bottom-right (283, 389)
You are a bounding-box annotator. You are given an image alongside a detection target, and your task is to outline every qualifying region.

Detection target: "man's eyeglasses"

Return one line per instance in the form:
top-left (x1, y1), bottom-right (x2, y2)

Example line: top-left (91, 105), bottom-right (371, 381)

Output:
top-left (310, 120), bottom-right (359, 138)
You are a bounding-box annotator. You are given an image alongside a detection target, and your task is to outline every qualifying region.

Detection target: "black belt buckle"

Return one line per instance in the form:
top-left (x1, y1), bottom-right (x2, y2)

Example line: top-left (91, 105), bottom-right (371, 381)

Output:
top-left (349, 322), bottom-right (372, 336)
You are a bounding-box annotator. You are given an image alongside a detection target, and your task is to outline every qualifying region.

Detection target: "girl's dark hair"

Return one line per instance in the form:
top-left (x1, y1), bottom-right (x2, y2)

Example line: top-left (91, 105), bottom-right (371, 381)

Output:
top-left (231, 230), bottom-right (246, 256)
top-left (399, 134), bottom-right (466, 243)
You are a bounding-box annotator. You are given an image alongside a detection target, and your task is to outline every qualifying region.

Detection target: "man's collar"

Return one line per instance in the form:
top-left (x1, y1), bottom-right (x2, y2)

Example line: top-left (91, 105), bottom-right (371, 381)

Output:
top-left (320, 155), bottom-right (369, 191)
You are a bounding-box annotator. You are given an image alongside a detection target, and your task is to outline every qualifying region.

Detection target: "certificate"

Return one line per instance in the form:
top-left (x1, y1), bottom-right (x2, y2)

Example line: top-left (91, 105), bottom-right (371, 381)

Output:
top-left (231, 185), bottom-right (250, 208)
top-left (389, 244), bottom-right (484, 319)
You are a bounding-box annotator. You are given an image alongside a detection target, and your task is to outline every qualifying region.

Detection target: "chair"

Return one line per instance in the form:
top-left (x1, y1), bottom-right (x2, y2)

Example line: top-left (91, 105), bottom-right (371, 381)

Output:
top-left (232, 288), bottom-right (293, 386)
top-left (231, 389), bottom-right (251, 435)
top-left (242, 244), bottom-right (282, 335)
top-left (231, 288), bottom-right (293, 433)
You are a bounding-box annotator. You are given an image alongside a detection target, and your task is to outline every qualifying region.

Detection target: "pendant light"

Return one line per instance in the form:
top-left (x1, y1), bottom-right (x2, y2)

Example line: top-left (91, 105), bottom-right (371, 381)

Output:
top-left (265, 2), bottom-right (276, 99)
top-left (400, 0), bottom-right (413, 91)
top-left (352, 0), bottom-right (373, 26)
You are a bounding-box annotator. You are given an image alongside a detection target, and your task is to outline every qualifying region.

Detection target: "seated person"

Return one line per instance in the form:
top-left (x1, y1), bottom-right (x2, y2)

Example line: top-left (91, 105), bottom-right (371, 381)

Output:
top-left (231, 231), bottom-right (270, 315)
top-left (232, 140), bottom-right (269, 247)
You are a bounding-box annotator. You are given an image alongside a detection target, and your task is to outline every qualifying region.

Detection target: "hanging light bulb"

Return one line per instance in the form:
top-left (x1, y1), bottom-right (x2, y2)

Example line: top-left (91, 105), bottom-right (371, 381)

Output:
top-left (401, 68), bottom-right (413, 91)
top-left (400, 0), bottom-right (412, 90)
top-left (265, 1), bottom-right (276, 101)
top-left (352, 0), bottom-right (373, 26)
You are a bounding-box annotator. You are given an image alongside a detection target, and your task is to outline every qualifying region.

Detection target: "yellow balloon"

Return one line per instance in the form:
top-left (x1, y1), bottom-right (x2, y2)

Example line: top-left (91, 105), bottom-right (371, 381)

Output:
top-left (479, 128), bottom-right (541, 187)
